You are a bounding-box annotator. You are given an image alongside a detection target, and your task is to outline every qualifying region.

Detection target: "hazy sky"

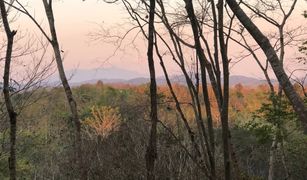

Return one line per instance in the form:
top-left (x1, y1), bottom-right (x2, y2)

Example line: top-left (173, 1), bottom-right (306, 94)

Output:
top-left (8, 0), bottom-right (307, 78)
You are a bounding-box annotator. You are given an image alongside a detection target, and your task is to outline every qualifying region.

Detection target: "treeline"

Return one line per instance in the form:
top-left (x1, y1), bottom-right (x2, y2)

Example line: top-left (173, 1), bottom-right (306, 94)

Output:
top-left (0, 82), bottom-right (306, 179)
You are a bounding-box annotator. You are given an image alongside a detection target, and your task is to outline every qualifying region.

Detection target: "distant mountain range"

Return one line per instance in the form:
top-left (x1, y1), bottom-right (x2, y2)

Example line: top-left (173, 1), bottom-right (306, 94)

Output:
top-left (50, 67), bottom-right (144, 82)
top-left (70, 75), bottom-right (276, 86)
top-left (49, 67), bottom-right (277, 87)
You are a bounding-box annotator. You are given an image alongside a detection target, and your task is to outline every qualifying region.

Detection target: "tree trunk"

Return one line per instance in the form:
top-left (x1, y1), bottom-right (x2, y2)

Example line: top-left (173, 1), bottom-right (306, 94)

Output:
top-left (145, 0), bottom-right (158, 179)
top-left (280, 140), bottom-right (290, 179)
top-left (268, 138), bottom-right (277, 180)
top-left (184, 0), bottom-right (222, 110)
top-left (184, 1), bottom-right (217, 178)
top-left (226, 0), bottom-right (307, 132)
top-left (0, 1), bottom-right (17, 180)
top-left (217, 0), bottom-right (231, 179)
top-left (156, 46), bottom-right (202, 165)
top-left (42, 1), bottom-right (86, 179)
top-left (201, 67), bottom-right (216, 175)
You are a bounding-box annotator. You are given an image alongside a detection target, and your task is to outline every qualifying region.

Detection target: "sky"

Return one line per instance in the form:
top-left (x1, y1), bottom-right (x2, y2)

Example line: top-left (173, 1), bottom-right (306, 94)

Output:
top-left (7, 0), bottom-right (307, 79)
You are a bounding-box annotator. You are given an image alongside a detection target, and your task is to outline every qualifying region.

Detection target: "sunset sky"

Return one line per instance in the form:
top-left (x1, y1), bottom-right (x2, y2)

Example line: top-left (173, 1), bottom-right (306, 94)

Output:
top-left (8, 0), bottom-right (307, 79)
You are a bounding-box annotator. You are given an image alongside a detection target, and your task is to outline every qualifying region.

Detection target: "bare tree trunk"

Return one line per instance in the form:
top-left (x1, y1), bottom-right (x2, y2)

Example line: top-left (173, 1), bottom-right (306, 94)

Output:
top-left (217, 0), bottom-right (231, 179)
top-left (0, 1), bottom-right (17, 179)
top-left (183, 1), bottom-right (216, 178)
top-left (226, 0), bottom-right (307, 132)
top-left (145, 0), bottom-right (158, 179)
top-left (280, 140), bottom-right (290, 179)
top-left (268, 138), bottom-right (277, 180)
top-left (154, 41), bottom-right (210, 175)
top-left (41, 1), bottom-right (86, 179)
top-left (155, 42), bottom-right (202, 165)
top-left (201, 67), bottom-right (216, 172)
top-left (210, 0), bottom-right (222, 102)
top-left (184, 0), bottom-right (222, 110)
top-left (155, 26), bottom-right (214, 176)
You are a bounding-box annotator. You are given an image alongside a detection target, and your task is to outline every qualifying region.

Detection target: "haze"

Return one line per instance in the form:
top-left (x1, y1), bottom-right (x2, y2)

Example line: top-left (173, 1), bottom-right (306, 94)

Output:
top-left (10, 0), bottom-right (307, 79)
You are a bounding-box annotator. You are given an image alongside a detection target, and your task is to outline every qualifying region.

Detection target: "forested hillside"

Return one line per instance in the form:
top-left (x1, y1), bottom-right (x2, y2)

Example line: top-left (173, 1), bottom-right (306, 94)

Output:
top-left (0, 0), bottom-right (307, 180)
top-left (0, 83), bottom-right (306, 179)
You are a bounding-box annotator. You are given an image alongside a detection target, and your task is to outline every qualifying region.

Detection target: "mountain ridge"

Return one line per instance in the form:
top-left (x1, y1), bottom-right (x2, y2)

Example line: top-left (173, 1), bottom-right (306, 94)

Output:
top-left (49, 67), bottom-right (278, 86)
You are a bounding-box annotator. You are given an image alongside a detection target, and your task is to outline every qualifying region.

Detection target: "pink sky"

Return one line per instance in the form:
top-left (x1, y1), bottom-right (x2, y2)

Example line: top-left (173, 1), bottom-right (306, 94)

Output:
top-left (9, 0), bottom-right (307, 79)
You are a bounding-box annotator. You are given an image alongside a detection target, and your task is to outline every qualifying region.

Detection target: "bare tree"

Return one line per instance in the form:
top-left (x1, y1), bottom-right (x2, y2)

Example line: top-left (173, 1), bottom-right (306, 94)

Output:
top-left (2, 0), bottom-right (87, 179)
top-left (225, 0), bottom-right (305, 177)
top-left (42, 1), bottom-right (86, 179)
top-left (145, 0), bottom-right (158, 179)
top-left (0, 1), bottom-right (17, 179)
top-left (105, 0), bottom-right (235, 178)
top-left (226, 1), bottom-right (306, 178)
top-left (226, 0), bottom-right (307, 132)
top-left (217, 0), bottom-right (231, 179)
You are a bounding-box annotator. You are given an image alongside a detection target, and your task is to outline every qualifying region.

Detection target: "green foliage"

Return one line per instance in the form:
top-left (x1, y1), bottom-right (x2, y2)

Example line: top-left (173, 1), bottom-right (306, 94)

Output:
top-left (0, 130), bottom-right (48, 179)
top-left (241, 119), bottom-right (276, 143)
top-left (285, 133), bottom-right (307, 179)
top-left (247, 94), bottom-right (297, 143)
top-left (253, 95), bottom-right (296, 124)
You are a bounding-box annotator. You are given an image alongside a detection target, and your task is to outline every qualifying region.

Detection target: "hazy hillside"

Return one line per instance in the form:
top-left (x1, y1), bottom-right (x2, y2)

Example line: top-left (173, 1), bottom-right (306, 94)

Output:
top-left (56, 67), bottom-right (277, 86)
